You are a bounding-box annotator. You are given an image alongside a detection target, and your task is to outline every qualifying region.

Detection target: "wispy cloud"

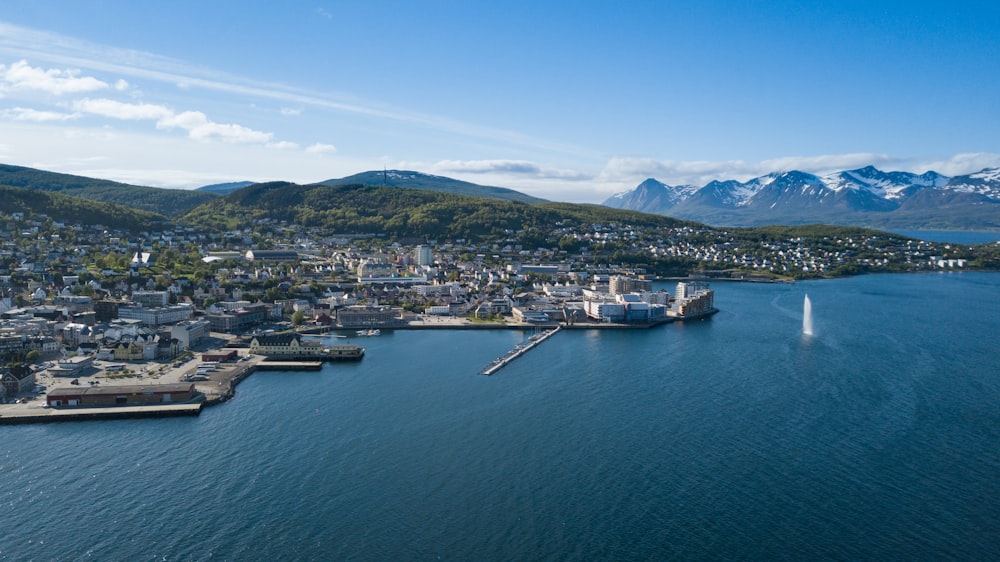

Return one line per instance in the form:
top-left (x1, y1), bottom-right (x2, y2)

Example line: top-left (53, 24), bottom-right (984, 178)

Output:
top-left (1, 106), bottom-right (77, 121)
top-left (267, 140), bottom-right (299, 150)
top-left (306, 143), bottom-right (337, 154)
top-left (0, 21), bottom-right (594, 159)
top-left (73, 98), bottom-right (172, 120)
top-left (0, 59), bottom-right (107, 94)
top-left (280, 107), bottom-right (302, 116)
top-left (430, 159), bottom-right (592, 180)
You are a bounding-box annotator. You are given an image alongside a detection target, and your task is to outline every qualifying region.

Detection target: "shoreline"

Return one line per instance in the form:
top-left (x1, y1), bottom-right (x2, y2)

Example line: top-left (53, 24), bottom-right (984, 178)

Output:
top-left (1, 311), bottom-right (718, 424)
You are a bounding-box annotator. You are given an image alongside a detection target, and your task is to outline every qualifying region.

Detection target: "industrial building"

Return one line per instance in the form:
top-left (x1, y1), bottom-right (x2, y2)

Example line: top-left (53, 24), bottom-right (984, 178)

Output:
top-left (47, 383), bottom-right (198, 408)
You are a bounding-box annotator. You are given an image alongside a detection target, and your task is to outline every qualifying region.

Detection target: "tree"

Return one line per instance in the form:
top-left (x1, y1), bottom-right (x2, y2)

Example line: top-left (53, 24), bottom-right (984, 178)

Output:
top-left (291, 310), bottom-right (305, 326)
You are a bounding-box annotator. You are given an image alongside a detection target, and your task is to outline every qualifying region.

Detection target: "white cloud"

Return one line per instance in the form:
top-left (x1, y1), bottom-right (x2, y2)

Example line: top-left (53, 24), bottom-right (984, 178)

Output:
top-left (1, 106), bottom-right (77, 121)
top-left (306, 143), bottom-right (337, 154)
top-left (267, 140), bottom-right (299, 150)
top-left (73, 98), bottom-right (172, 120)
top-left (0, 23), bottom-right (590, 159)
top-left (156, 111), bottom-right (273, 143)
top-left (430, 159), bottom-right (592, 180)
top-left (0, 59), bottom-right (108, 94)
top-left (280, 107), bottom-right (302, 116)
top-left (911, 152), bottom-right (1000, 177)
top-left (0, 120), bottom-right (374, 188)
top-left (596, 153), bottom-right (898, 187)
top-left (114, 79), bottom-right (129, 91)
top-left (757, 153), bottom-right (897, 176)
top-left (69, 98), bottom-right (275, 144)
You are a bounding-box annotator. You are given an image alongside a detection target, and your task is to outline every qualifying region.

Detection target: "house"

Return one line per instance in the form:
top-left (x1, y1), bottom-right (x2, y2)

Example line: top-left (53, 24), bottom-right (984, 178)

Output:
top-left (1, 365), bottom-right (35, 398)
top-left (130, 252), bottom-right (153, 268)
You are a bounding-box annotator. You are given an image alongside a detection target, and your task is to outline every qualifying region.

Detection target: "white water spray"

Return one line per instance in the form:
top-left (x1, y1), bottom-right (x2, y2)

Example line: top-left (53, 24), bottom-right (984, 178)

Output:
top-left (803, 294), bottom-right (814, 336)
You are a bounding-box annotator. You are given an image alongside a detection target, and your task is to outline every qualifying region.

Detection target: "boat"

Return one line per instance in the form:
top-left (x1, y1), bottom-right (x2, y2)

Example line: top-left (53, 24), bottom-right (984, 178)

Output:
top-left (367, 329), bottom-right (381, 336)
top-left (335, 335), bottom-right (348, 339)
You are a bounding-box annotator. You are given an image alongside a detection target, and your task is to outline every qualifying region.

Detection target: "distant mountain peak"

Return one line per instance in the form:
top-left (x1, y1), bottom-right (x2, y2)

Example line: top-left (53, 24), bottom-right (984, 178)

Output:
top-left (318, 169), bottom-right (545, 204)
top-left (601, 165), bottom-right (1000, 229)
top-left (197, 181), bottom-right (255, 194)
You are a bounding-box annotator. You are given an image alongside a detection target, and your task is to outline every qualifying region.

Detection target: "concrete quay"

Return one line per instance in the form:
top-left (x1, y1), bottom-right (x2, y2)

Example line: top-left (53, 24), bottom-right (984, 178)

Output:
top-left (0, 340), bottom-right (266, 421)
top-left (0, 403), bottom-right (203, 425)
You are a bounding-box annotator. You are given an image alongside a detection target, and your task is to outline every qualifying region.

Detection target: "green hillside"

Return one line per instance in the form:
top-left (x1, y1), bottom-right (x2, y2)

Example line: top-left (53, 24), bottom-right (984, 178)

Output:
top-left (0, 163), bottom-right (218, 217)
top-left (318, 170), bottom-right (546, 204)
top-left (179, 182), bottom-right (694, 240)
top-left (0, 184), bottom-right (169, 232)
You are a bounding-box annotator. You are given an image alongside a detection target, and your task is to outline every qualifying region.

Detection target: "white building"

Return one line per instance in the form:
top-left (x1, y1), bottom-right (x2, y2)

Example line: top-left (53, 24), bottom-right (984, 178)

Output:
top-left (132, 290), bottom-right (169, 308)
top-left (171, 320), bottom-right (210, 351)
top-left (675, 281), bottom-right (710, 300)
top-left (117, 303), bottom-right (194, 326)
top-left (414, 245), bottom-right (434, 266)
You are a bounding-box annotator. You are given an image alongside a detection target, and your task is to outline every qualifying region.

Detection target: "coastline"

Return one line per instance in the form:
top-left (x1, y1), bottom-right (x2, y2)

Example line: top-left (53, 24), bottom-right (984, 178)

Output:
top-left (1, 310), bottom-right (719, 424)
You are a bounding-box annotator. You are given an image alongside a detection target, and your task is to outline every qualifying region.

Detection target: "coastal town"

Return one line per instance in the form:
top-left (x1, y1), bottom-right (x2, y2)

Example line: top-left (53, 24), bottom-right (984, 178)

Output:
top-left (0, 208), bottom-right (987, 422)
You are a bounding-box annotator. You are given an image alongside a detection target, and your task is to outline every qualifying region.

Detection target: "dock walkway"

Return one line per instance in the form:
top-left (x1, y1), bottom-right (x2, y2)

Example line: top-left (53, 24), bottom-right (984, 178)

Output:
top-left (481, 326), bottom-right (561, 376)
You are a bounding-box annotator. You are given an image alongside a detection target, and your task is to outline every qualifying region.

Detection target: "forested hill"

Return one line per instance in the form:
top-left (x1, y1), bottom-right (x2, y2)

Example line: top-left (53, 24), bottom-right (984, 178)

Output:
top-left (179, 182), bottom-right (696, 240)
top-left (0, 163), bottom-right (218, 217)
top-left (318, 170), bottom-right (546, 204)
top-left (0, 184), bottom-right (168, 232)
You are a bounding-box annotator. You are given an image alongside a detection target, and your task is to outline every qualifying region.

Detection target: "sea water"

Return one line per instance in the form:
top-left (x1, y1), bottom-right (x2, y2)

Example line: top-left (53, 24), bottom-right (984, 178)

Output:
top-left (3, 272), bottom-right (1000, 560)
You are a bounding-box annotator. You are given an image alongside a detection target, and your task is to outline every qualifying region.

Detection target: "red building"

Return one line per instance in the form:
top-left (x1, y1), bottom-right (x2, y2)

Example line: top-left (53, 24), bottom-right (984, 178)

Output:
top-left (47, 383), bottom-right (198, 407)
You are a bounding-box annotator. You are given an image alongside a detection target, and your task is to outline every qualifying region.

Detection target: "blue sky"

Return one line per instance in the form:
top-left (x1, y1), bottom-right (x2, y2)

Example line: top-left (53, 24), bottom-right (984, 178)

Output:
top-left (0, 1), bottom-right (997, 202)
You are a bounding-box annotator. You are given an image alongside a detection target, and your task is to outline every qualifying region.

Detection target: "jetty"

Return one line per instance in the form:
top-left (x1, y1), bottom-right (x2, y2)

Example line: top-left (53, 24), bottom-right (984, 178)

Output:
top-left (481, 326), bottom-right (561, 376)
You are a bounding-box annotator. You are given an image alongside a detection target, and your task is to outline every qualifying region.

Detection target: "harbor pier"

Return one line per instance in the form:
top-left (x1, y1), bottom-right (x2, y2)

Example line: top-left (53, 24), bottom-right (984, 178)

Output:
top-left (481, 326), bottom-right (561, 376)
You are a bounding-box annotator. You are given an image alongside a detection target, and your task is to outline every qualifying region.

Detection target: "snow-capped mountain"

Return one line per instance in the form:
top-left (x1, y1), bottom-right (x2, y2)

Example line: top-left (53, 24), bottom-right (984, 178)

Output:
top-left (821, 166), bottom-right (949, 200)
top-left (602, 166), bottom-right (1000, 229)
top-left (605, 178), bottom-right (699, 214)
top-left (945, 168), bottom-right (1000, 199)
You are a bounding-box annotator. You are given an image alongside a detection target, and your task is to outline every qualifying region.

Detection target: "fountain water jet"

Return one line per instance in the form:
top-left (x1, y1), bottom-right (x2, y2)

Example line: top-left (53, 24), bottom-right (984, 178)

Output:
top-left (803, 294), bottom-right (814, 336)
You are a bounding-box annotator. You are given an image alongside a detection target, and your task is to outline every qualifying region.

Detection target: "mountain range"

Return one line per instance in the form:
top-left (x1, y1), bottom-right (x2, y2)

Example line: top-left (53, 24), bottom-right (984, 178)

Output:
top-left (602, 166), bottom-right (1000, 230)
top-left (3, 161), bottom-right (999, 231)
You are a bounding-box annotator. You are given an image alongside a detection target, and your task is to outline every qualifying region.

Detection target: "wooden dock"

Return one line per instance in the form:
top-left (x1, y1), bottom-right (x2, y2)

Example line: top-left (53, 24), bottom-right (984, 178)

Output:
top-left (481, 326), bottom-right (561, 376)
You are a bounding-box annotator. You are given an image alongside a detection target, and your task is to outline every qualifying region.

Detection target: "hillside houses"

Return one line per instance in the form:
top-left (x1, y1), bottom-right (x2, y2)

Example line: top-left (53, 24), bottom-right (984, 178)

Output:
top-left (0, 203), bottom-right (987, 380)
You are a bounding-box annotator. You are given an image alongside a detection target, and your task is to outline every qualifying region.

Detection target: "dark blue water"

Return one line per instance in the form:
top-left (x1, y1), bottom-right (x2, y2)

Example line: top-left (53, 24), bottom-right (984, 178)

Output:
top-left (4, 273), bottom-right (1000, 560)
top-left (889, 229), bottom-right (1000, 244)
